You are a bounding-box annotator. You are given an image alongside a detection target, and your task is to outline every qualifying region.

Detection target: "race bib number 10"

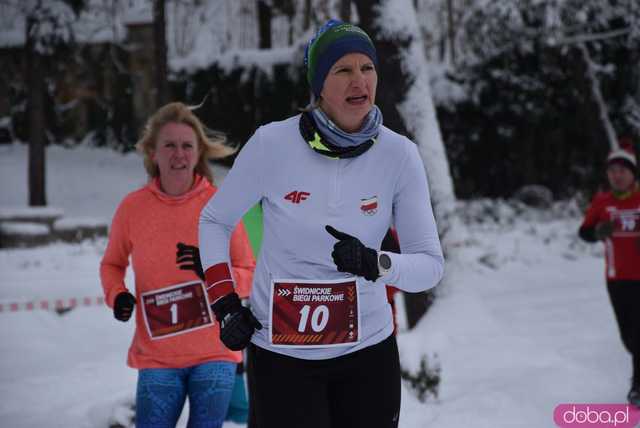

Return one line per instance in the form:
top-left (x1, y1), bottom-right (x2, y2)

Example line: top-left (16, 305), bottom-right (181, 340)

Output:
top-left (142, 280), bottom-right (213, 340)
top-left (270, 279), bottom-right (360, 348)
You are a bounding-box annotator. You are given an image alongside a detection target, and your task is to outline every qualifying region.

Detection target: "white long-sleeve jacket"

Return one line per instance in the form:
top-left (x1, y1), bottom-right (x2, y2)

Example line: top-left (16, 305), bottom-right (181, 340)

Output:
top-left (200, 114), bottom-right (444, 360)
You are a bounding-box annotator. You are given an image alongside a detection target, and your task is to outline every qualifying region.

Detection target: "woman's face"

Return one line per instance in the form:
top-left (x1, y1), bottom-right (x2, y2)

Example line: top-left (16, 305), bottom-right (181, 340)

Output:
top-left (151, 122), bottom-right (200, 181)
top-left (607, 163), bottom-right (636, 193)
top-left (319, 53), bottom-right (377, 133)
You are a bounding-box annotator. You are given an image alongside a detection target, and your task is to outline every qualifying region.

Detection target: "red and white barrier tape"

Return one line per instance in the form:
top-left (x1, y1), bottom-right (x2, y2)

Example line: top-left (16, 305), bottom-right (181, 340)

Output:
top-left (0, 296), bottom-right (105, 313)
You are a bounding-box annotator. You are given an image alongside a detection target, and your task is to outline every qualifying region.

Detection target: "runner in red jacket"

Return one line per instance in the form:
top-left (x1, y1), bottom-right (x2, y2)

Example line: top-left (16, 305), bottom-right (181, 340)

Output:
top-left (578, 141), bottom-right (640, 407)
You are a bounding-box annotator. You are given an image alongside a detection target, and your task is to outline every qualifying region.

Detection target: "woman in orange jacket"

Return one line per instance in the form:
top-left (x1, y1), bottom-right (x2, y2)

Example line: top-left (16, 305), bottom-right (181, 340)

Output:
top-left (100, 102), bottom-right (255, 427)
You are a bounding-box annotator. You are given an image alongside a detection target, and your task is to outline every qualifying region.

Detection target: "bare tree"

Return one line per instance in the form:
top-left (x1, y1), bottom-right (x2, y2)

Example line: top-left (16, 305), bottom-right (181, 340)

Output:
top-left (26, 7), bottom-right (46, 206)
top-left (19, 0), bottom-right (82, 206)
top-left (339, 0), bottom-right (351, 22)
top-left (446, 0), bottom-right (455, 63)
top-left (258, 0), bottom-right (272, 49)
top-left (575, 43), bottom-right (619, 150)
top-left (153, 0), bottom-right (169, 107)
top-left (303, 0), bottom-right (312, 31)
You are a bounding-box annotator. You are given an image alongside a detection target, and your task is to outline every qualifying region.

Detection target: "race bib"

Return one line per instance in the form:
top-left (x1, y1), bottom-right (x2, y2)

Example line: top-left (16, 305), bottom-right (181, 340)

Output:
top-left (611, 210), bottom-right (640, 236)
top-left (269, 279), bottom-right (360, 348)
top-left (141, 280), bottom-right (213, 340)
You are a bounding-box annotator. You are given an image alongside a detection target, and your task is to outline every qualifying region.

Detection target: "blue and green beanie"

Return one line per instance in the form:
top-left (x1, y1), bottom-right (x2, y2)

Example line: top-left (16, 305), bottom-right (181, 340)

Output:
top-left (304, 19), bottom-right (378, 98)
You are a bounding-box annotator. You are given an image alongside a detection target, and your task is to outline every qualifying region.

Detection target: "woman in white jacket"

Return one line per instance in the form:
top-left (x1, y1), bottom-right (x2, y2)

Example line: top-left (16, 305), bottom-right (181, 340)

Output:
top-left (199, 19), bottom-right (444, 428)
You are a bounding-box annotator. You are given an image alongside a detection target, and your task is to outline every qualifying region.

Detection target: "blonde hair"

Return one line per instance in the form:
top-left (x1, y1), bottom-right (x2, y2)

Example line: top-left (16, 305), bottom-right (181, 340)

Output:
top-left (135, 102), bottom-right (236, 184)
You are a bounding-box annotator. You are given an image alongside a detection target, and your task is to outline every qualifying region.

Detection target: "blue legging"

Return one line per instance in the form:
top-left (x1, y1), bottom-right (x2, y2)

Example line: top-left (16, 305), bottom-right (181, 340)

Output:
top-left (136, 361), bottom-right (236, 428)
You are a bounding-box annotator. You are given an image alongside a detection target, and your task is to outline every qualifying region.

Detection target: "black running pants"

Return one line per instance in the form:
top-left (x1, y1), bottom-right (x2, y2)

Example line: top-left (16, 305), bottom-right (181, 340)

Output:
top-left (247, 334), bottom-right (401, 428)
top-left (607, 280), bottom-right (640, 383)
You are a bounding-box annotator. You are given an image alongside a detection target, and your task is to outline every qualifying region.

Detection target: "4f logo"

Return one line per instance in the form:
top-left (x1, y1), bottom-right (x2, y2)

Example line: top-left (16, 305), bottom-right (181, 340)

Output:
top-left (284, 191), bottom-right (310, 204)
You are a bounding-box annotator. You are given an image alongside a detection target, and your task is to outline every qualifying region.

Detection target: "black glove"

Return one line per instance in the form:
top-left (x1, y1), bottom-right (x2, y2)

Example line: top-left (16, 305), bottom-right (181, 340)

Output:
top-left (176, 242), bottom-right (204, 281)
top-left (114, 291), bottom-right (136, 322)
top-left (594, 221), bottom-right (615, 241)
top-left (325, 225), bottom-right (379, 282)
top-left (211, 292), bottom-right (262, 351)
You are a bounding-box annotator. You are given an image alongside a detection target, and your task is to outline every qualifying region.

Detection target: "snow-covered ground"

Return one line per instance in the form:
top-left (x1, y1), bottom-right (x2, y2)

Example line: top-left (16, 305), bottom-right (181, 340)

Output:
top-left (0, 143), bottom-right (632, 427)
top-left (399, 202), bottom-right (630, 427)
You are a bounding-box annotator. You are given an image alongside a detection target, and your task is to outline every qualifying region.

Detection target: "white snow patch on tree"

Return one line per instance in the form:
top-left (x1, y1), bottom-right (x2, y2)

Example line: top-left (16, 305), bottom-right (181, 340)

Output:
top-left (377, 0), bottom-right (463, 247)
top-left (171, 46), bottom-right (298, 78)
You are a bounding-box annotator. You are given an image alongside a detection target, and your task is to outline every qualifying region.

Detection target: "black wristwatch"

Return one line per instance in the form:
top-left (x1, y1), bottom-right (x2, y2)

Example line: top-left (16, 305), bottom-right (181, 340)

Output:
top-left (377, 251), bottom-right (392, 277)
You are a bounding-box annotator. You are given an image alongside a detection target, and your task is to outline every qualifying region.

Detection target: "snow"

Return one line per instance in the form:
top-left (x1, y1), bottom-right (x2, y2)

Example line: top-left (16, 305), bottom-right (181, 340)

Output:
top-left (0, 144), bottom-right (634, 427)
top-left (122, 1), bottom-right (152, 26)
top-left (0, 0), bottom-right (136, 48)
top-left (0, 206), bottom-right (64, 221)
top-left (171, 46), bottom-right (299, 77)
top-left (0, 142), bottom-right (230, 222)
top-left (53, 217), bottom-right (108, 231)
top-left (428, 62), bottom-right (467, 107)
top-left (0, 222), bottom-right (49, 235)
top-left (0, 1), bottom-right (77, 51)
top-left (167, 0), bottom-right (259, 70)
top-left (396, 204), bottom-right (629, 427)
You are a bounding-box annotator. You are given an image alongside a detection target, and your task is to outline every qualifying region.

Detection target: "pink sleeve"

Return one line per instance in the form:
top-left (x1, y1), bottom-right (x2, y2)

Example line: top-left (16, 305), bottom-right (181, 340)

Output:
top-left (100, 200), bottom-right (132, 308)
top-left (229, 220), bottom-right (256, 299)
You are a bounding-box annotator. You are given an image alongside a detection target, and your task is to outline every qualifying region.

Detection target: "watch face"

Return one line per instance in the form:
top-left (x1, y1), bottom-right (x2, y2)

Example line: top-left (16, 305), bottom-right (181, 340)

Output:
top-left (379, 253), bottom-right (392, 270)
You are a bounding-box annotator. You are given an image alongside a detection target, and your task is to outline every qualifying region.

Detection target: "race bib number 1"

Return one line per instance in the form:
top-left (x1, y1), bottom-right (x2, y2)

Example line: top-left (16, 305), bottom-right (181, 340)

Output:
top-left (270, 279), bottom-right (360, 348)
top-left (141, 280), bottom-right (213, 340)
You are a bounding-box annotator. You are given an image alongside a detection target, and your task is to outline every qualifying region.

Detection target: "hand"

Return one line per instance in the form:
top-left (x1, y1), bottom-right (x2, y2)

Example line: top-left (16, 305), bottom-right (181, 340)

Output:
top-left (594, 221), bottom-right (615, 241)
top-left (211, 292), bottom-right (262, 351)
top-left (325, 225), bottom-right (379, 282)
top-left (176, 242), bottom-right (205, 281)
top-left (114, 292), bottom-right (136, 322)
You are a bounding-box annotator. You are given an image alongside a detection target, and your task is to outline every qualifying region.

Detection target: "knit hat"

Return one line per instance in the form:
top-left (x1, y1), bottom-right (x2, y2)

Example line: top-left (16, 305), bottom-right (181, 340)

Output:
top-left (607, 138), bottom-right (637, 174)
top-left (304, 19), bottom-right (378, 98)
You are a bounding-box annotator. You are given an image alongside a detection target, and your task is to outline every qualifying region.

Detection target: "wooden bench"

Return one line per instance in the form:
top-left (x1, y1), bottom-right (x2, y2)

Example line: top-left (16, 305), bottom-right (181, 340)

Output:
top-left (0, 207), bottom-right (108, 248)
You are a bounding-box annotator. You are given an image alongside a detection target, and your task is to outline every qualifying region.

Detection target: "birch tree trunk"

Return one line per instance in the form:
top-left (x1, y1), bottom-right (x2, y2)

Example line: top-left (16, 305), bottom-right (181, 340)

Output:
top-left (353, 0), bottom-right (459, 327)
top-left (576, 43), bottom-right (619, 150)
